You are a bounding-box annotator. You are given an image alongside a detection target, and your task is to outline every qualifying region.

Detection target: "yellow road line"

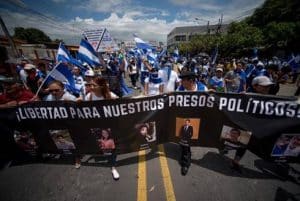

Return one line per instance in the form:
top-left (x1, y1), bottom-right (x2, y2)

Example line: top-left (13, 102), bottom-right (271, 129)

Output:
top-left (137, 150), bottom-right (147, 201)
top-left (158, 144), bottom-right (176, 201)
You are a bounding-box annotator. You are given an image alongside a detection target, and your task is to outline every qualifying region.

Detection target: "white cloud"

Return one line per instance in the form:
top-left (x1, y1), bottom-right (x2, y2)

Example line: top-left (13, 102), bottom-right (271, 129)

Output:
top-left (70, 13), bottom-right (196, 43)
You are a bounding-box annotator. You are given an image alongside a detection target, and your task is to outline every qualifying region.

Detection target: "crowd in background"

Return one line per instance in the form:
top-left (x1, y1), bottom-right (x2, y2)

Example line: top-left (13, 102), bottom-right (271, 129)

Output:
top-left (0, 51), bottom-right (300, 108)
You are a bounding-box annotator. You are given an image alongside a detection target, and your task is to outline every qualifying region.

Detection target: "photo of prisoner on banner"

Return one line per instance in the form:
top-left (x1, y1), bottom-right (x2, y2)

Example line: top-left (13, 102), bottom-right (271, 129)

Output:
top-left (89, 128), bottom-right (118, 175)
top-left (90, 128), bottom-right (117, 155)
top-left (219, 125), bottom-right (252, 171)
top-left (134, 122), bottom-right (156, 150)
top-left (271, 134), bottom-right (300, 157)
top-left (175, 118), bottom-right (200, 141)
top-left (175, 118), bottom-right (201, 175)
top-left (49, 129), bottom-right (76, 154)
top-left (14, 130), bottom-right (38, 156)
top-left (220, 125), bottom-right (252, 148)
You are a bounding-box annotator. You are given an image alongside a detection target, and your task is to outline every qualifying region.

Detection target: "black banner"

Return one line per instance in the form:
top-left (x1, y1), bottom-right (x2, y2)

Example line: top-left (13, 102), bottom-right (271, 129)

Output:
top-left (1, 92), bottom-right (300, 163)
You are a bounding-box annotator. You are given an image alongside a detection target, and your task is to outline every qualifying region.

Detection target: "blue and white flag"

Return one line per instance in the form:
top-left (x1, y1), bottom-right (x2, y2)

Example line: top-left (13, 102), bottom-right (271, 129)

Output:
top-left (211, 46), bottom-right (218, 65)
top-left (147, 52), bottom-right (157, 65)
top-left (45, 63), bottom-right (81, 94)
top-left (78, 39), bottom-right (101, 67)
top-left (173, 47), bottom-right (179, 63)
top-left (133, 34), bottom-right (155, 51)
top-left (158, 48), bottom-right (167, 60)
top-left (287, 53), bottom-right (300, 71)
top-left (57, 42), bottom-right (87, 72)
top-left (57, 42), bottom-right (72, 63)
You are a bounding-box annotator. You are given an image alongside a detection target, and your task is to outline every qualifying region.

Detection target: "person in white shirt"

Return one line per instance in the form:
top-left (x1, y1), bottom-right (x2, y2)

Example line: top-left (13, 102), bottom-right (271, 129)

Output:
top-left (43, 80), bottom-right (77, 101)
top-left (158, 62), bottom-right (180, 93)
top-left (85, 76), bottom-right (118, 100)
top-left (127, 58), bottom-right (139, 89)
top-left (144, 68), bottom-right (164, 96)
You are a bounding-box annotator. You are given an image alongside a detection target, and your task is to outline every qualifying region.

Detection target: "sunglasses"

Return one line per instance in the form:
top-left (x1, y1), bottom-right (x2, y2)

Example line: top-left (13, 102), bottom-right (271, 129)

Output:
top-left (49, 89), bottom-right (61, 93)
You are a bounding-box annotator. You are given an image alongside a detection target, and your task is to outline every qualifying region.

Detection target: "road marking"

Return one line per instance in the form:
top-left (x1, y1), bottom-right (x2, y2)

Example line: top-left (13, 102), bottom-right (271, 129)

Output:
top-left (137, 150), bottom-right (147, 201)
top-left (158, 144), bottom-right (176, 201)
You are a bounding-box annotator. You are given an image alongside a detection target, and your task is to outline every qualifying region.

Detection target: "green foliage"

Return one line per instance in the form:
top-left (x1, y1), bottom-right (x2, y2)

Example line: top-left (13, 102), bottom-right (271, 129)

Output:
top-left (264, 22), bottom-right (297, 46)
top-left (247, 0), bottom-right (300, 27)
top-left (13, 27), bottom-right (52, 44)
top-left (180, 0), bottom-right (300, 56)
top-left (222, 22), bottom-right (264, 50)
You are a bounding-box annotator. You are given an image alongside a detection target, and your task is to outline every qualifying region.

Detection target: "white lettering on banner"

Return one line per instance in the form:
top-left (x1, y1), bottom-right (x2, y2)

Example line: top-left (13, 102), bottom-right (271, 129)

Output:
top-left (103, 98), bottom-right (165, 118)
top-left (69, 107), bottom-right (101, 119)
top-left (248, 99), bottom-right (300, 118)
top-left (168, 94), bottom-right (214, 108)
top-left (16, 107), bottom-right (69, 121)
top-left (15, 95), bottom-right (300, 121)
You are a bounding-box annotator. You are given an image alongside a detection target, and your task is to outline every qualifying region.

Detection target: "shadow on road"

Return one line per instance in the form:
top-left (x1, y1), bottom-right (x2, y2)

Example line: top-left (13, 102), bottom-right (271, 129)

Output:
top-left (2, 142), bottom-right (300, 184)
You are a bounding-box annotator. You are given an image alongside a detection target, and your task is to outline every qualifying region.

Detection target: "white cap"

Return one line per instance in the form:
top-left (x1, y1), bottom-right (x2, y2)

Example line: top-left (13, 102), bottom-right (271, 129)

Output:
top-left (84, 69), bottom-right (95, 77)
top-left (216, 67), bottom-right (223, 72)
top-left (257, 61), bottom-right (264, 67)
top-left (24, 64), bottom-right (36, 70)
top-left (252, 76), bottom-right (274, 86)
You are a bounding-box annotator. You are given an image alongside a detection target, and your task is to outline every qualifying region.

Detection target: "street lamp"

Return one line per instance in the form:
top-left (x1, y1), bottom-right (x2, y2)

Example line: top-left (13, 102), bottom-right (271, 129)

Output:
top-left (194, 18), bottom-right (210, 34)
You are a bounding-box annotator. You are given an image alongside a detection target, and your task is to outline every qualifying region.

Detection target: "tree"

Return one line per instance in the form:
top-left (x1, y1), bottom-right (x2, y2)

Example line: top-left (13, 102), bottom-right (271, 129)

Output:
top-left (220, 22), bottom-right (264, 56)
top-left (13, 27), bottom-right (52, 44)
top-left (247, 0), bottom-right (300, 27)
top-left (263, 22), bottom-right (297, 47)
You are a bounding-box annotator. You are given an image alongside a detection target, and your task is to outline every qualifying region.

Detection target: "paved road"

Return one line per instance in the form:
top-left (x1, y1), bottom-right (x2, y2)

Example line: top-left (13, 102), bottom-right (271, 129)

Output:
top-left (0, 143), bottom-right (299, 201)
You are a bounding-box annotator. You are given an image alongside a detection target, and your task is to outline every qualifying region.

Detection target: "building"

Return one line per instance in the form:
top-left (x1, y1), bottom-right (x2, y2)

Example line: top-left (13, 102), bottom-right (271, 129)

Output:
top-left (167, 24), bottom-right (228, 49)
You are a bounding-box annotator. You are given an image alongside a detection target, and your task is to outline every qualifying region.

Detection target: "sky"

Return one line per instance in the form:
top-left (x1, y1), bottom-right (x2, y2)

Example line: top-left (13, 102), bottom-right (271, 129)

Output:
top-left (0, 0), bottom-right (265, 45)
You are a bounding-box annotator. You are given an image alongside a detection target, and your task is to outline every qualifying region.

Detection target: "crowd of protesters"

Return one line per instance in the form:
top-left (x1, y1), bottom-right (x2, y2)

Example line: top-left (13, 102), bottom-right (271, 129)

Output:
top-left (0, 50), bottom-right (299, 179)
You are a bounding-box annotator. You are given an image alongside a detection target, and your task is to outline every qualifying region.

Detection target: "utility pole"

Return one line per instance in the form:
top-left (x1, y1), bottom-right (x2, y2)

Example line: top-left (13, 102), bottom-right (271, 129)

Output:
top-left (207, 21), bottom-right (210, 34)
top-left (0, 16), bottom-right (20, 58)
top-left (216, 13), bottom-right (223, 35)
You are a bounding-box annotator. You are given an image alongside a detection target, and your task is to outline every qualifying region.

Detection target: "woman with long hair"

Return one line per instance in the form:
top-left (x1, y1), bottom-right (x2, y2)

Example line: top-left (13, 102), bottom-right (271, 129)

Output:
top-left (85, 77), bottom-right (118, 100)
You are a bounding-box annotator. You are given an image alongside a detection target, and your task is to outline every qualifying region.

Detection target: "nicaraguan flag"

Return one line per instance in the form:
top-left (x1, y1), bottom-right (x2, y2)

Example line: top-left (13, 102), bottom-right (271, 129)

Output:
top-left (211, 46), bottom-right (218, 65)
top-left (288, 53), bottom-right (300, 70)
top-left (158, 48), bottom-right (167, 60)
top-left (147, 52), bottom-right (157, 65)
top-left (57, 42), bottom-right (72, 62)
top-left (78, 39), bottom-right (101, 67)
top-left (56, 42), bottom-right (87, 72)
top-left (133, 34), bottom-right (155, 51)
top-left (45, 63), bottom-right (81, 94)
top-left (173, 47), bottom-right (179, 62)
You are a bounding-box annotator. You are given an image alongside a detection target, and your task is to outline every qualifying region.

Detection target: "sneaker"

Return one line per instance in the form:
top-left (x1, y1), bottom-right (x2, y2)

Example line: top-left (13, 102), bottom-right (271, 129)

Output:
top-left (112, 168), bottom-right (120, 180)
top-left (75, 162), bottom-right (81, 169)
top-left (181, 166), bottom-right (189, 176)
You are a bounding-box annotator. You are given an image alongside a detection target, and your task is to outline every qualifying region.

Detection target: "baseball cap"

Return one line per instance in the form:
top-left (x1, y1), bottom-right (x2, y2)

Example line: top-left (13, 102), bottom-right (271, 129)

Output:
top-left (24, 64), bottom-right (36, 70)
top-left (84, 69), bottom-right (95, 77)
top-left (216, 68), bottom-right (223, 72)
top-left (179, 71), bottom-right (197, 79)
top-left (252, 76), bottom-right (274, 86)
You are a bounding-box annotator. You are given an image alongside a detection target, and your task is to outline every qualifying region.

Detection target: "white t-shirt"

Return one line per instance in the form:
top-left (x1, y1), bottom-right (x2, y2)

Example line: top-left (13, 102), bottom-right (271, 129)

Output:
top-left (144, 77), bottom-right (163, 96)
top-left (85, 92), bottom-right (118, 100)
top-left (44, 91), bottom-right (77, 101)
top-left (158, 68), bottom-right (180, 93)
